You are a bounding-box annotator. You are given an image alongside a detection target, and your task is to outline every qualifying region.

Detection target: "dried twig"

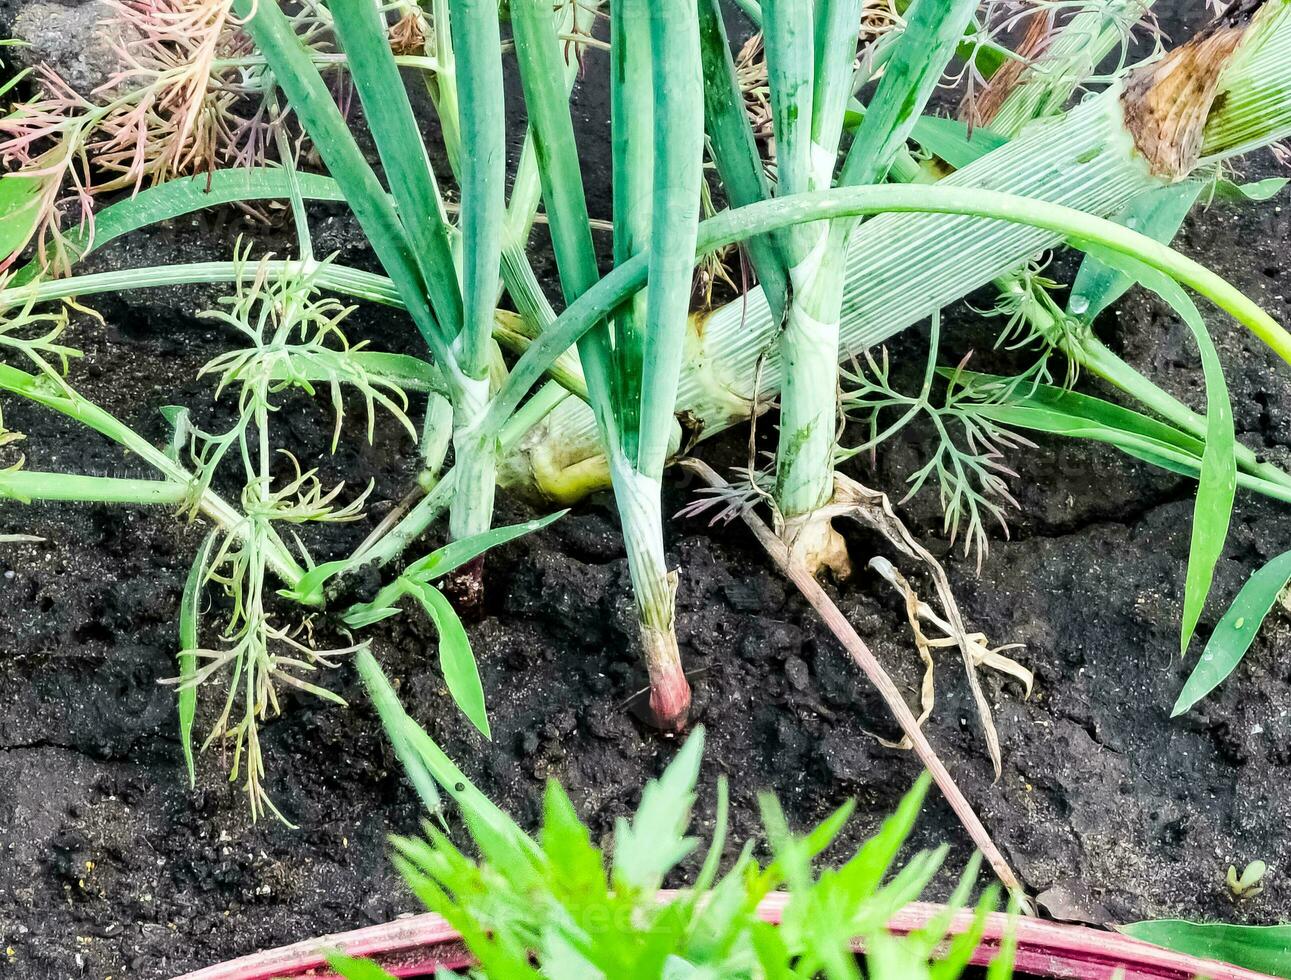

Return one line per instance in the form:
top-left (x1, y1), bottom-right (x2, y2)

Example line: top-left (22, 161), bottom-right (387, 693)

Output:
top-left (682, 458), bottom-right (1026, 899)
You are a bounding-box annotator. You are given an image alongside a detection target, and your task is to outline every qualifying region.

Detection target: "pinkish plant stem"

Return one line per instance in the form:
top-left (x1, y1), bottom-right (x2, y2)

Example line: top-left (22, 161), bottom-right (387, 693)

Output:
top-left (176, 895), bottom-right (1278, 980)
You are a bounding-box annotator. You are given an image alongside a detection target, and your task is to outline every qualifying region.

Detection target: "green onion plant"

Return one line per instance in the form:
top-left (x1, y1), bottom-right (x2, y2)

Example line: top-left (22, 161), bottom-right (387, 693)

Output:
top-left (2, 0), bottom-right (1291, 814)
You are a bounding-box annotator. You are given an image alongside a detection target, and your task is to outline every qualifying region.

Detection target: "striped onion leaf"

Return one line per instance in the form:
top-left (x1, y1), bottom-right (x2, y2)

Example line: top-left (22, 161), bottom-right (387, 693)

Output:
top-left (1172, 549), bottom-right (1291, 717)
top-left (483, 183), bottom-right (1288, 434)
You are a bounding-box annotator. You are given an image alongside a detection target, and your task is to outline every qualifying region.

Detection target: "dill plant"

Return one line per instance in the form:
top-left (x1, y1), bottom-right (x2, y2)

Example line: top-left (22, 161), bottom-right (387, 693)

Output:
top-left (0, 0), bottom-right (1290, 813)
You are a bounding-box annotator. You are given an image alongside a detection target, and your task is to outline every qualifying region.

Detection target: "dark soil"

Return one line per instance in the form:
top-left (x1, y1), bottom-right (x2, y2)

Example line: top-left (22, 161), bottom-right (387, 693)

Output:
top-left (3, 3), bottom-right (1291, 979)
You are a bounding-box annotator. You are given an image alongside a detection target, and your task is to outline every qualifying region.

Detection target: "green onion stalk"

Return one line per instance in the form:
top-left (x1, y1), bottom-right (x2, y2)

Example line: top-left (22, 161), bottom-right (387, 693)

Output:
top-left (509, 0), bottom-right (705, 726)
top-left (231, 0), bottom-right (507, 575)
top-left (500, 0), bottom-right (1291, 505)
top-left (600, 0), bottom-right (705, 728)
top-left (754, 0), bottom-right (979, 576)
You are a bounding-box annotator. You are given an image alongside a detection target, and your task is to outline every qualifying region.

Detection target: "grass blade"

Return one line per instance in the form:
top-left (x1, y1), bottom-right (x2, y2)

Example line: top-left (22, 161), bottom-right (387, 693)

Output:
top-left (957, 371), bottom-right (1209, 459)
top-left (178, 531), bottom-right (216, 788)
top-left (1172, 549), bottom-right (1291, 716)
top-left (402, 510), bottom-right (564, 584)
top-left (1075, 246), bottom-right (1236, 652)
top-left (411, 583), bottom-right (490, 740)
top-left (356, 649), bottom-right (528, 846)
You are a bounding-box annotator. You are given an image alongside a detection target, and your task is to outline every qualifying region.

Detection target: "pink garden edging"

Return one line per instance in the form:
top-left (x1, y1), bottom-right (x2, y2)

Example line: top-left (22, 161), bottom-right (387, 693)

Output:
top-left (176, 894), bottom-right (1278, 980)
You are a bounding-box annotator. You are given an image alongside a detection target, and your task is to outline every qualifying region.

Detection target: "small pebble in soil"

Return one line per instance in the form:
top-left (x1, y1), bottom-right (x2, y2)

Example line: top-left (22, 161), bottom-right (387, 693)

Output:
top-left (784, 657), bottom-right (810, 691)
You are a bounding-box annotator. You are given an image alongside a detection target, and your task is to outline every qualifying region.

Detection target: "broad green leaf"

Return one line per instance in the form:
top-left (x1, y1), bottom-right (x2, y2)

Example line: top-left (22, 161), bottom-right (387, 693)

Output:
top-left (841, 112), bottom-right (1008, 170)
top-left (1172, 549), bottom-right (1291, 716)
top-left (410, 583), bottom-right (490, 740)
top-left (1074, 244), bottom-right (1236, 653)
top-left (840, 772), bottom-right (932, 898)
top-left (325, 953), bottom-right (399, 980)
top-left (1119, 919), bottom-right (1291, 978)
top-left (1210, 176), bottom-right (1288, 203)
top-left (540, 779), bottom-right (610, 908)
top-left (402, 509), bottom-right (565, 584)
top-left (1068, 181), bottom-right (1204, 323)
top-left (0, 173), bottom-right (43, 265)
top-left (178, 531), bottom-right (216, 788)
top-left (909, 115), bottom-right (1008, 169)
